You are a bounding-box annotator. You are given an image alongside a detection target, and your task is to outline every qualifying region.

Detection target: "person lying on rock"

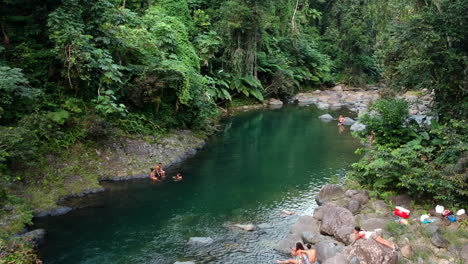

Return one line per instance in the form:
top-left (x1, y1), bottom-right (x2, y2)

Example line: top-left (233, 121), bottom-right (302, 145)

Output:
top-left (354, 226), bottom-right (397, 252)
top-left (276, 242), bottom-right (314, 264)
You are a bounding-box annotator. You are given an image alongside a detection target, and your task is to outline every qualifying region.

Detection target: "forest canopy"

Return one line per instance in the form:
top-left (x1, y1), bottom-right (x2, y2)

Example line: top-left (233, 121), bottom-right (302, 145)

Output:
top-left (0, 0), bottom-right (466, 203)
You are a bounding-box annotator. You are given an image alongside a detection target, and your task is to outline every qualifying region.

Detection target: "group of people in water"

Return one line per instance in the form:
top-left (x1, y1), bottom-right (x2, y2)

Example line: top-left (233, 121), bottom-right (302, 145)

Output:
top-left (276, 226), bottom-right (396, 264)
top-left (149, 163), bottom-right (182, 182)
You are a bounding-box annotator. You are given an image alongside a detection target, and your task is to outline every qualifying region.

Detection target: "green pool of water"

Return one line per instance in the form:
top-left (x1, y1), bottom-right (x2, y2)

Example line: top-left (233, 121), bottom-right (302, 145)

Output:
top-left (34, 106), bottom-right (361, 264)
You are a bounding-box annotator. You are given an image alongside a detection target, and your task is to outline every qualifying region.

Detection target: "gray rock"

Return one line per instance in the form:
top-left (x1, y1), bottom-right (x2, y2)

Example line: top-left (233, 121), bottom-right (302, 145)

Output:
top-left (345, 190), bottom-right (358, 197)
top-left (351, 191), bottom-right (369, 205)
top-left (187, 237), bottom-right (214, 246)
top-left (371, 200), bottom-right (388, 213)
top-left (425, 225), bottom-right (439, 235)
top-left (350, 122), bottom-right (366, 132)
top-left (344, 237), bottom-right (398, 264)
top-left (317, 102), bottom-right (330, 110)
top-left (258, 223), bottom-right (273, 229)
top-left (313, 206), bottom-right (325, 221)
top-left (319, 114), bottom-right (334, 122)
top-left (234, 224), bottom-right (256, 231)
top-left (316, 184), bottom-right (345, 206)
top-left (431, 231), bottom-right (449, 248)
top-left (349, 257), bottom-right (361, 264)
top-left (291, 215), bottom-right (320, 235)
top-left (316, 240), bottom-right (340, 263)
top-left (320, 205), bottom-right (356, 245)
top-left (34, 206), bottom-right (73, 217)
top-left (274, 233), bottom-right (302, 254)
top-left (343, 117), bottom-right (356, 126)
top-left (268, 98), bottom-right (283, 106)
top-left (301, 232), bottom-right (328, 245)
top-left (348, 200), bottom-right (361, 215)
top-left (18, 229), bottom-right (46, 247)
top-left (401, 245), bottom-right (413, 259)
top-left (174, 262), bottom-right (195, 264)
top-left (323, 254), bottom-right (348, 264)
top-left (460, 245), bottom-right (468, 264)
top-left (361, 218), bottom-right (388, 231)
top-left (389, 194), bottom-right (412, 210)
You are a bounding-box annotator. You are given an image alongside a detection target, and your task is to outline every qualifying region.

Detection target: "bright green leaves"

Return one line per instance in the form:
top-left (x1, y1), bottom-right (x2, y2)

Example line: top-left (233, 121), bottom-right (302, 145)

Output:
top-left (93, 90), bottom-right (128, 117)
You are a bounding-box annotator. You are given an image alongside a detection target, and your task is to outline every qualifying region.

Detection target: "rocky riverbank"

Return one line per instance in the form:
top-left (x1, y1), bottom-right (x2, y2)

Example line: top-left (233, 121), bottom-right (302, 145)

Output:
top-left (275, 184), bottom-right (468, 264)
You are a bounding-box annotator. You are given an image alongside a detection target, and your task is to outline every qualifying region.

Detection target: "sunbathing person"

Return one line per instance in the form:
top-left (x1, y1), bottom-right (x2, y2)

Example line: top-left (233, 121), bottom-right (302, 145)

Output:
top-left (354, 226), bottom-right (396, 251)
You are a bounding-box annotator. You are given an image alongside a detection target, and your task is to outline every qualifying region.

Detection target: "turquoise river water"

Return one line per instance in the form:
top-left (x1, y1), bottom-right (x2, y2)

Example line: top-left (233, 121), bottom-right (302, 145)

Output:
top-left (34, 106), bottom-right (361, 264)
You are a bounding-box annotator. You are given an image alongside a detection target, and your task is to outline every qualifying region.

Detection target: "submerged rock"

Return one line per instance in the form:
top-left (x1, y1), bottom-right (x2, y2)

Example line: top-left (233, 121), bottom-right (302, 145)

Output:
top-left (18, 229), bottom-right (46, 247)
top-left (174, 262), bottom-right (195, 264)
top-left (187, 237), bottom-right (214, 246)
top-left (34, 206), bottom-right (73, 217)
top-left (234, 224), bottom-right (256, 231)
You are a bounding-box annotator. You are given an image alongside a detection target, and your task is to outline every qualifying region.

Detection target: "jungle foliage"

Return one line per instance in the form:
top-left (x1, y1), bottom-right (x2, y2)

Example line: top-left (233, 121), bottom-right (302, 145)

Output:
top-left (0, 0), bottom-right (467, 242)
top-left (351, 99), bottom-right (468, 206)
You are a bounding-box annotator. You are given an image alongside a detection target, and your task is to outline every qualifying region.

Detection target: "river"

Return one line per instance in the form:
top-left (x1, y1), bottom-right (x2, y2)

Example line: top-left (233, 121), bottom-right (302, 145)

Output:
top-left (34, 106), bottom-right (361, 264)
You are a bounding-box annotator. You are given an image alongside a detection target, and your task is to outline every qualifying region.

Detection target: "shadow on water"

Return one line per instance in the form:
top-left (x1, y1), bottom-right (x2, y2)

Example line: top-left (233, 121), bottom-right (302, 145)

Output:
top-left (34, 105), bottom-right (361, 264)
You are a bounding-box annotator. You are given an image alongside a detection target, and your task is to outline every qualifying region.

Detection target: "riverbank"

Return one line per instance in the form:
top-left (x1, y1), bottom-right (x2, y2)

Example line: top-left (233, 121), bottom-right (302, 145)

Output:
top-left (0, 129), bottom-right (207, 255)
top-left (275, 184), bottom-right (468, 264)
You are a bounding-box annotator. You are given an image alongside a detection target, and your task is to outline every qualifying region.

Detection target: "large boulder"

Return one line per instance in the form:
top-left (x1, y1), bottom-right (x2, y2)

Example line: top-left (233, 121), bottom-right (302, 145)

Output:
top-left (319, 114), bottom-right (334, 122)
top-left (322, 254), bottom-right (348, 264)
top-left (347, 200), bottom-right (361, 215)
top-left (320, 205), bottom-right (356, 245)
top-left (343, 117), bottom-right (356, 126)
top-left (268, 98), bottom-right (283, 106)
top-left (317, 102), bottom-right (330, 110)
top-left (274, 233), bottom-right (303, 254)
top-left (290, 215), bottom-right (320, 235)
top-left (350, 122), bottom-right (366, 132)
top-left (344, 237), bottom-right (398, 264)
top-left (351, 191), bottom-right (369, 206)
top-left (316, 184), bottom-right (345, 206)
top-left (316, 240), bottom-right (343, 263)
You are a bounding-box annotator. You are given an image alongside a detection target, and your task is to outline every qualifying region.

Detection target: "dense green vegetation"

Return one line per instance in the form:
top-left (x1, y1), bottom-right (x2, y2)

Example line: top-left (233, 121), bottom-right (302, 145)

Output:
top-left (0, 0), bottom-right (466, 261)
top-left (350, 99), bottom-right (467, 206)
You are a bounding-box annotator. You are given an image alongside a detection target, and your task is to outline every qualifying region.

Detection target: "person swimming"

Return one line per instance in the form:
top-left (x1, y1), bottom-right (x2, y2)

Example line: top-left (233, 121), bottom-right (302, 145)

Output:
top-left (155, 163), bottom-right (166, 178)
top-left (338, 115), bottom-right (345, 126)
top-left (149, 168), bottom-right (158, 181)
top-left (173, 173), bottom-right (183, 182)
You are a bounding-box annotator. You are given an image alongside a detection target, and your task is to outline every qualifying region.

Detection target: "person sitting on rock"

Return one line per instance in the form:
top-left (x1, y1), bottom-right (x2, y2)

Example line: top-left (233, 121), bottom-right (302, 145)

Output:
top-left (149, 168), bottom-right (158, 181)
top-left (173, 173), bottom-right (182, 182)
top-left (276, 242), bottom-right (309, 264)
top-left (301, 244), bottom-right (317, 264)
top-left (354, 226), bottom-right (397, 251)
